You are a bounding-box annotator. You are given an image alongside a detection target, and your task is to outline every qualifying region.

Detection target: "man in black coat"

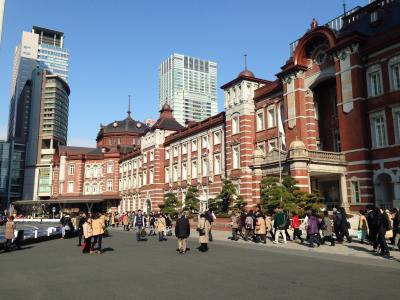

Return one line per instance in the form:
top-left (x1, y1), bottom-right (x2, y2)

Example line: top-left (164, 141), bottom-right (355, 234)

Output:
top-left (175, 213), bottom-right (190, 254)
top-left (377, 208), bottom-right (390, 257)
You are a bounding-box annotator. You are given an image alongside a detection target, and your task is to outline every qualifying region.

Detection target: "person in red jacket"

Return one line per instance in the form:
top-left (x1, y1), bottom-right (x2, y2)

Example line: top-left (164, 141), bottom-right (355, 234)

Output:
top-left (291, 213), bottom-right (304, 243)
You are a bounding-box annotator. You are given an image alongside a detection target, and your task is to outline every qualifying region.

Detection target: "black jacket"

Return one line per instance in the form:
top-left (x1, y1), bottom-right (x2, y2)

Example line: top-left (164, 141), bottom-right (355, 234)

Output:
top-left (378, 213), bottom-right (391, 235)
top-left (175, 216), bottom-right (190, 238)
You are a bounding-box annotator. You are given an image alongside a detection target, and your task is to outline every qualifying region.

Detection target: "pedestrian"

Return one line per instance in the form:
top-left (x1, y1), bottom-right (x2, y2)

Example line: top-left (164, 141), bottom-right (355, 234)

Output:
top-left (165, 214), bottom-right (173, 236)
top-left (175, 212), bottom-right (190, 254)
top-left (205, 208), bottom-right (216, 242)
top-left (377, 208), bottom-right (391, 257)
top-left (63, 215), bottom-right (73, 239)
top-left (230, 211), bottom-right (239, 241)
top-left (284, 211), bottom-right (291, 241)
top-left (156, 213), bottom-right (167, 241)
top-left (4, 215), bottom-right (16, 252)
top-left (123, 212), bottom-right (130, 231)
top-left (91, 213), bottom-right (105, 254)
top-left (265, 214), bottom-right (273, 241)
top-left (357, 210), bottom-right (369, 244)
top-left (197, 213), bottom-right (210, 252)
top-left (134, 210), bottom-right (145, 242)
top-left (339, 207), bottom-right (352, 243)
top-left (321, 210), bottom-right (335, 246)
top-left (273, 208), bottom-right (287, 244)
top-left (255, 212), bottom-right (267, 244)
top-left (306, 211), bottom-right (320, 248)
top-left (291, 212), bottom-right (303, 243)
top-left (333, 208), bottom-right (343, 243)
top-left (77, 212), bottom-right (86, 247)
top-left (82, 217), bottom-right (93, 254)
top-left (367, 207), bottom-right (380, 252)
top-left (392, 208), bottom-right (400, 251)
top-left (244, 211), bottom-right (254, 242)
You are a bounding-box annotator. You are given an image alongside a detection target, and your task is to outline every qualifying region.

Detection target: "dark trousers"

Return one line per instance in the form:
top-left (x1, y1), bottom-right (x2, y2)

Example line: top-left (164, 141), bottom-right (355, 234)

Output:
top-left (82, 237), bottom-right (92, 253)
top-left (136, 226), bottom-right (143, 241)
top-left (341, 227), bottom-right (352, 243)
top-left (78, 228), bottom-right (83, 245)
top-left (293, 228), bottom-right (303, 242)
top-left (256, 234), bottom-right (266, 243)
top-left (285, 229), bottom-right (291, 241)
top-left (307, 234), bottom-right (320, 247)
top-left (209, 228), bottom-right (213, 242)
top-left (322, 235), bottom-right (335, 246)
top-left (377, 233), bottom-right (389, 254)
top-left (158, 231), bottom-right (165, 241)
top-left (91, 234), bottom-right (103, 251)
top-left (334, 226), bottom-right (343, 243)
top-left (5, 239), bottom-right (12, 251)
top-left (199, 243), bottom-right (208, 252)
top-left (244, 229), bottom-right (253, 241)
top-left (231, 228), bottom-right (238, 241)
top-left (123, 225), bottom-right (129, 231)
top-left (369, 229), bottom-right (379, 250)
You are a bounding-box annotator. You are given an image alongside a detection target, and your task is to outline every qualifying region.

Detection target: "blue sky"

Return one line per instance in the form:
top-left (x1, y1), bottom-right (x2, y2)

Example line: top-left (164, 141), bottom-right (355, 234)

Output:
top-left (0, 0), bottom-right (366, 147)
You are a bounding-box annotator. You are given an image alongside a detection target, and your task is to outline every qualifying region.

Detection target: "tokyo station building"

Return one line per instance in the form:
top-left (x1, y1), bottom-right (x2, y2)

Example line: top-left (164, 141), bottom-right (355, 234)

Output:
top-left (52, 0), bottom-right (400, 213)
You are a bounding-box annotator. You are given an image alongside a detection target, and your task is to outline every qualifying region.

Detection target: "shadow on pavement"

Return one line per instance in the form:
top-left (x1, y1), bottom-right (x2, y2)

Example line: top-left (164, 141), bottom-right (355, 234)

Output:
top-left (101, 247), bottom-right (114, 253)
top-left (1, 245), bottom-right (34, 254)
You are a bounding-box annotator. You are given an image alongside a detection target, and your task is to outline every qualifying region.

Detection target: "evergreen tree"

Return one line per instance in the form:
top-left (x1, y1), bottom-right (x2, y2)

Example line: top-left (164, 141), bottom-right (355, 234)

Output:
top-left (184, 186), bottom-right (200, 213)
top-left (259, 176), bottom-right (321, 216)
top-left (163, 192), bottom-right (179, 217)
top-left (213, 180), bottom-right (238, 213)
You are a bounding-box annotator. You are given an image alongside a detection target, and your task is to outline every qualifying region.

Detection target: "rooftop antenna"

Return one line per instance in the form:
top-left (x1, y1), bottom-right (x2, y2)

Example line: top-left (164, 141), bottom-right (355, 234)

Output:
top-left (127, 95), bottom-right (131, 118)
top-left (343, 0), bottom-right (347, 16)
top-left (244, 53), bottom-right (248, 70)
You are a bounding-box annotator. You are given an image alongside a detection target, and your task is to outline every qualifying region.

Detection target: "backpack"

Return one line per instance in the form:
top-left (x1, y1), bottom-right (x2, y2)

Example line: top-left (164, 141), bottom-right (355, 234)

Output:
top-left (206, 212), bottom-right (214, 224)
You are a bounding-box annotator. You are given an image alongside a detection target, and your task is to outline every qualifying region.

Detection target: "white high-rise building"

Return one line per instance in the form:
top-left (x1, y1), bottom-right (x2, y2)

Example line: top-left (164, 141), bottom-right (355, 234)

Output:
top-left (0, 0), bottom-right (5, 47)
top-left (8, 26), bottom-right (69, 140)
top-left (159, 53), bottom-right (218, 125)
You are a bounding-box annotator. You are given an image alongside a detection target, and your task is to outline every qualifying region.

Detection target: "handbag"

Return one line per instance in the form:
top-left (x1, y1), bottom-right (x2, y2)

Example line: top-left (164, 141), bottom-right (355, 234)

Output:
top-left (140, 228), bottom-right (147, 237)
top-left (196, 227), bottom-right (205, 236)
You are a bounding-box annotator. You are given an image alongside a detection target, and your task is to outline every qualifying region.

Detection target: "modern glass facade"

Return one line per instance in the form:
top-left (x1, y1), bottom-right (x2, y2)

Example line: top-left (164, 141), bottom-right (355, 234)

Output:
top-left (159, 53), bottom-right (218, 125)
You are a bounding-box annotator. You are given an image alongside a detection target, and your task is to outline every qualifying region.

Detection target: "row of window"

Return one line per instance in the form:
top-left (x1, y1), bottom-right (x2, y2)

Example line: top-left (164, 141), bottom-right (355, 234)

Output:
top-left (165, 131), bottom-right (222, 159)
top-left (165, 154), bottom-right (222, 183)
top-left (67, 180), bottom-right (114, 194)
top-left (366, 56), bottom-right (400, 98)
top-left (68, 161), bottom-right (115, 176)
top-left (369, 106), bottom-right (400, 148)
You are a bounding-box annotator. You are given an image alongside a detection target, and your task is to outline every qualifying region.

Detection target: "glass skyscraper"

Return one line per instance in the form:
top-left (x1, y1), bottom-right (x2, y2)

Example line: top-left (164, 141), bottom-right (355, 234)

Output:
top-left (159, 53), bottom-right (218, 125)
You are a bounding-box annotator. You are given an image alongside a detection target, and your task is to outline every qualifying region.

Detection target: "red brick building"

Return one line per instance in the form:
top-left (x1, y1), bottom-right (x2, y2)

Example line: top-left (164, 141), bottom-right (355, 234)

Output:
top-left (53, 0), bottom-right (400, 213)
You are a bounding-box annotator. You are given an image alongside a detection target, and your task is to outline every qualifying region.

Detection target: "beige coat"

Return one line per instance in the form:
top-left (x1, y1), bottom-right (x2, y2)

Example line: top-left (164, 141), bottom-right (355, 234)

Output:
top-left (198, 217), bottom-right (210, 244)
top-left (156, 217), bottom-right (166, 232)
top-left (92, 218), bottom-right (104, 236)
top-left (255, 217), bottom-right (267, 235)
top-left (123, 215), bottom-right (129, 226)
top-left (83, 222), bottom-right (93, 239)
top-left (265, 217), bottom-right (272, 232)
top-left (5, 221), bottom-right (16, 240)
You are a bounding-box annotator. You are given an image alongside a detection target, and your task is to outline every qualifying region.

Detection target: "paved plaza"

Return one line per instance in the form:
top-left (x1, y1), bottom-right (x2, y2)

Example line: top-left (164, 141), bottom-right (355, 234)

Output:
top-left (0, 228), bottom-right (399, 299)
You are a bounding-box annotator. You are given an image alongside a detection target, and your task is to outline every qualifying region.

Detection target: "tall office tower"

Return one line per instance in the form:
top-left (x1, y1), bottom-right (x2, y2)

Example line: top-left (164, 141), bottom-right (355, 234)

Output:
top-left (0, 0), bottom-right (4, 46)
top-left (159, 53), bottom-right (218, 125)
top-left (8, 26), bottom-right (69, 140)
top-left (23, 69), bottom-right (70, 200)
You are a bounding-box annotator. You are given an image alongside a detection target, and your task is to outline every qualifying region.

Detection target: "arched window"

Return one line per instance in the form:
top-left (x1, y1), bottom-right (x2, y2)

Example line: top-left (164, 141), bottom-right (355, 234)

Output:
top-left (84, 183), bottom-right (91, 194)
top-left (92, 183), bottom-right (98, 194)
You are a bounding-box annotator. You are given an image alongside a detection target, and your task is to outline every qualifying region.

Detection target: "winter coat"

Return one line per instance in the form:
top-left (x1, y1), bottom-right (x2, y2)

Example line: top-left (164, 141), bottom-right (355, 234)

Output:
top-left (307, 216), bottom-right (319, 235)
top-left (175, 216), bottom-right (190, 239)
top-left (291, 215), bottom-right (300, 229)
top-left (255, 217), bottom-right (267, 235)
top-left (245, 216), bottom-right (254, 230)
top-left (358, 215), bottom-right (369, 232)
top-left (156, 217), bottom-right (166, 232)
top-left (265, 217), bottom-right (272, 232)
top-left (198, 217), bottom-right (210, 244)
top-left (274, 212), bottom-right (286, 229)
top-left (92, 218), bottom-right (105, 236)
top-left (83, 222), bottom-right (93, 239)
top-left (230, 215), bottom-right (238, 229)
top-left (5, 220), bottom-right (16, 240)
top-left (378, 212), bottom-right (391, 235)
top-left (321, 216), bottom-right (333, 236)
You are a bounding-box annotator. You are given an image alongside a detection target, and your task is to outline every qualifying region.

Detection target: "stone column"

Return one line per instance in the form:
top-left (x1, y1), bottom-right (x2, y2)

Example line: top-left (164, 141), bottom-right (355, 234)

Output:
top-left (340, 174), bottom-right (350, 211)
